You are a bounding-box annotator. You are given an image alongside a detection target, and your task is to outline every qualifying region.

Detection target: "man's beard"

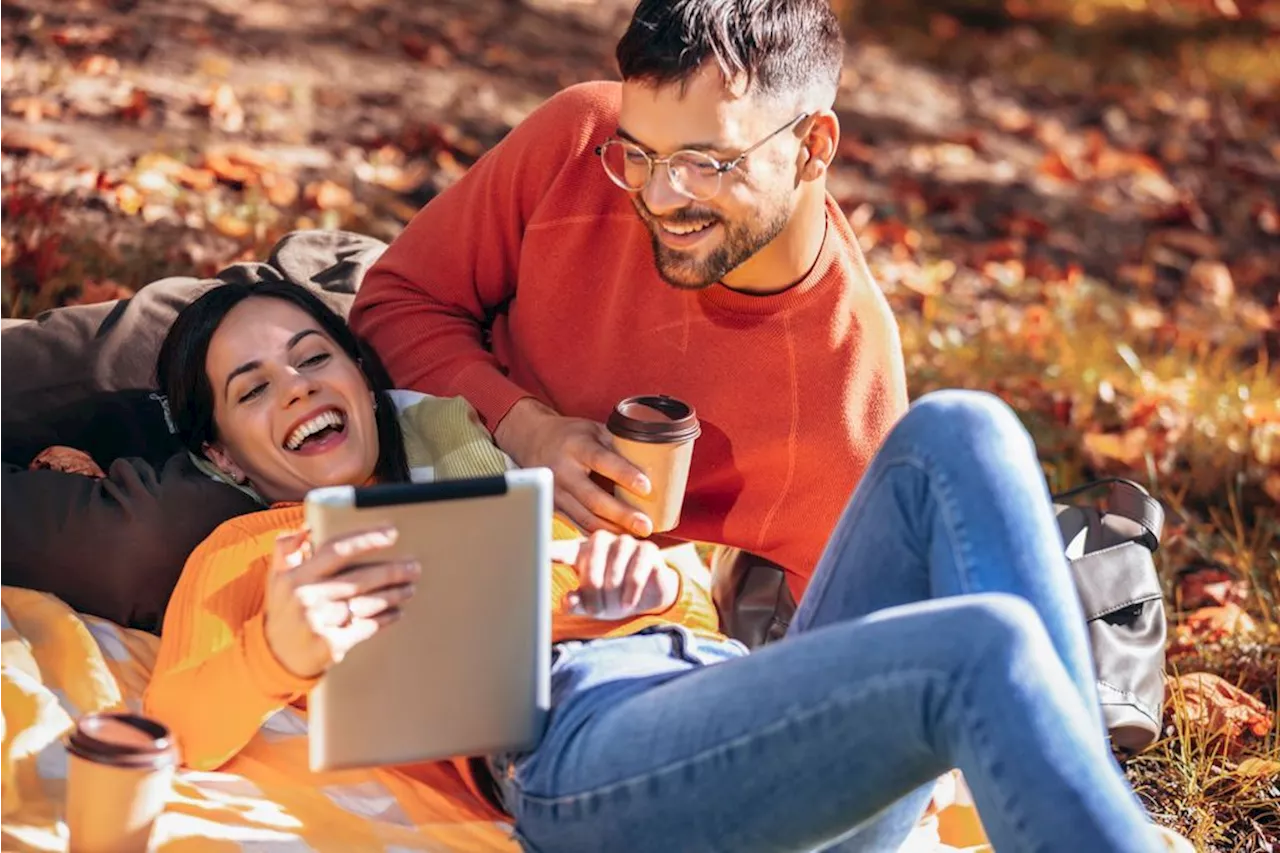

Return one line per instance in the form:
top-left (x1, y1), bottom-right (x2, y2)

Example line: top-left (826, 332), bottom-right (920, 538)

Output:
top-left (634, 200), bottom-right (791, 291)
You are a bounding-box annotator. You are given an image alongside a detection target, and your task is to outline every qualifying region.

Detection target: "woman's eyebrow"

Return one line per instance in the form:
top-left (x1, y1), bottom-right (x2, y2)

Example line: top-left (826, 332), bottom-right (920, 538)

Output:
top-left (223, 329), bottom-right (324, 395)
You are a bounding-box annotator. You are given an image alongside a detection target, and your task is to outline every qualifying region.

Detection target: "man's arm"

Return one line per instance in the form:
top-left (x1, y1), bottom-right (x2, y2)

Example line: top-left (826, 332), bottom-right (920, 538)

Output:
top-left (349, 84), bottom-right (613, 432)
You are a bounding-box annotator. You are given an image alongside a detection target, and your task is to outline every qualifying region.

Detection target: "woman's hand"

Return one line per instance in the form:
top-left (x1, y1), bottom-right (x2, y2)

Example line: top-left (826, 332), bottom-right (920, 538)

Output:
top-left (264, 526), bottom-right (421, 679)
top-left (564, 530), bottom-right (679, 620)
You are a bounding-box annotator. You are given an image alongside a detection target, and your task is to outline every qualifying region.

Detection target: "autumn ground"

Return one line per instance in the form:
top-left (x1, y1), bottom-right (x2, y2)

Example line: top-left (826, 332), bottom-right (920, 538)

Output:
top-left (2, 0), bottom-right (1278, 848)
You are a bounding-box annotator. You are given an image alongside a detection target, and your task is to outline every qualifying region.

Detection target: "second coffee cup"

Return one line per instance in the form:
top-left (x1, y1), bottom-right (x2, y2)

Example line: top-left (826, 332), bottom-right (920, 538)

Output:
top-left (606, 395), bottom-right (701, 533)
top-left (65, 711), bottom-right (178, 853)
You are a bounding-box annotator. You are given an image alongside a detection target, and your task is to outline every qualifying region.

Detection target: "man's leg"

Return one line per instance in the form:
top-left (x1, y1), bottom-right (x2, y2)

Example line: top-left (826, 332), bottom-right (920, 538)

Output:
top-left (497, 599), bottom-right (1160, 853)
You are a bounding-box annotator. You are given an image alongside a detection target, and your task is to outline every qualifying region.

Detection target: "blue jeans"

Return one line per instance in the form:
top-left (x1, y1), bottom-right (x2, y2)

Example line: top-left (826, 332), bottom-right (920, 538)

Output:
top-left (492, 391), bottom-right (1161, 853)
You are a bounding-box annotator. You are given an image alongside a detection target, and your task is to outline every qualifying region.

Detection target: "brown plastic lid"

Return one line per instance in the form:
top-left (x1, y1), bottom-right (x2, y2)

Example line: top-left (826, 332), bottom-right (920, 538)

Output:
top-left (66, 712), bottom-right (178, 770)
top-left (607, 395), bottom-right (701, 444)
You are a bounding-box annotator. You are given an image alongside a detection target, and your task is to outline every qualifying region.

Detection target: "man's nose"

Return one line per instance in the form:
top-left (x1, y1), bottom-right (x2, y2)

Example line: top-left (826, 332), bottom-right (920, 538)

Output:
top-left (640, 163), bottom-right (689, 218)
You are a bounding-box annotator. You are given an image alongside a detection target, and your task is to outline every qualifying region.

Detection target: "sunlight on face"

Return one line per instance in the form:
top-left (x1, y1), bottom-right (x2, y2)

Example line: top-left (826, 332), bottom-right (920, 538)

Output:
top-left (618, 65), bottom-right (802, 289)
top-left (204, 297), bottom-right (380, 503)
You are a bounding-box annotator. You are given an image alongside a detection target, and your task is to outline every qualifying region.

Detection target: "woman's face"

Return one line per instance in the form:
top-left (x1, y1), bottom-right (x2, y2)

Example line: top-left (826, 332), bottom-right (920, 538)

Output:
top-left (203, 296), bottom-right (380, 503)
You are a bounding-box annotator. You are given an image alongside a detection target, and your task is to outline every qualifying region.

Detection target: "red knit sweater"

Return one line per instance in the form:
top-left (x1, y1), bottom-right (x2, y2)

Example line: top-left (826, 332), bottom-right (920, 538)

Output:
top-left (350, 82), bottom-right (908, 597)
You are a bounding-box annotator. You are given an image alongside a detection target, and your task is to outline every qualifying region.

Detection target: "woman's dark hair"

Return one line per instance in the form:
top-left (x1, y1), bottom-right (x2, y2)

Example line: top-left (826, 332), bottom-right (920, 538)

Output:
top-left (616, 0), bottom-right (843, 100)
top-left (155, 280), bottom-right (410, 488)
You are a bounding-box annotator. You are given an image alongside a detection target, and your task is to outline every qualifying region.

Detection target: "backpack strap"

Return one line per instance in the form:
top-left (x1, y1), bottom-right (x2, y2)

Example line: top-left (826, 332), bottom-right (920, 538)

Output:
top-left (1052, 478), bottom-right (1164, 552)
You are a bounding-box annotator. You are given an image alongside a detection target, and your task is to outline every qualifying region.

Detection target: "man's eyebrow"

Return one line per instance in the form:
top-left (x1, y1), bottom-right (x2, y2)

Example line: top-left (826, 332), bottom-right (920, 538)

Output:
top-left (615, 126), bottom-right (726, 154)
top-left (222, 329), bottom-right (324, 396)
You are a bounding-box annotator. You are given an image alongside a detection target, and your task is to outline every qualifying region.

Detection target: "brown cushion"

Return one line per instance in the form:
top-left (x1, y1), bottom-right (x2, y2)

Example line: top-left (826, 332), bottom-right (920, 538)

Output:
top-left (1, 454), bottom-right (260, 633)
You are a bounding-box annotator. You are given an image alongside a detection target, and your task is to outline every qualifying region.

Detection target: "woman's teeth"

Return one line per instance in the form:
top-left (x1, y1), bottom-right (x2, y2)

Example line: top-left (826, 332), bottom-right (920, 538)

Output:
top-left (285, 410), bottom-right (345, 450)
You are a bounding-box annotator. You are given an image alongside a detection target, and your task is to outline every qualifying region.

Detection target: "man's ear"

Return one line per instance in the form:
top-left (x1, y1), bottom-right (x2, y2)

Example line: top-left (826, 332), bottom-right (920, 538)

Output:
top-left (799, 110), bottom-right (839, 182)
top-left (203, 443), bottom-right (248, 485)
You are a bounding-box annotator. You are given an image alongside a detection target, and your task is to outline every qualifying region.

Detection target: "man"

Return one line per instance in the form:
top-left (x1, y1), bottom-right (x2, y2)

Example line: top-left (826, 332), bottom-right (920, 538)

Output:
top-left (350, 0), bottom-right (908, 602)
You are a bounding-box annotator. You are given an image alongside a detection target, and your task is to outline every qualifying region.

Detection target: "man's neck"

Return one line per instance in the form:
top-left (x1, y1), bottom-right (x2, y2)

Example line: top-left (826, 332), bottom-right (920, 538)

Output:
top-left (720, 192), bottom-right (828, 296)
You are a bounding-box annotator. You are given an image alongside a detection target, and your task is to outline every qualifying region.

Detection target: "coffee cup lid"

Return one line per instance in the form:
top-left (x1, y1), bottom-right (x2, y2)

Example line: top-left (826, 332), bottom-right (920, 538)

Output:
top-left (66, 712), bottom-right (178, 770)
top-left (607, 395), bottom-right (701, 443)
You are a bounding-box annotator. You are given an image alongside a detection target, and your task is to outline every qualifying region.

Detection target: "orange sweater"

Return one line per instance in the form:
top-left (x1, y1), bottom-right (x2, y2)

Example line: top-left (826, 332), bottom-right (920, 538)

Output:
top-left (144, 505), bottom-right (721, 815)
top-left (349, 81), bottom-right (909, 599)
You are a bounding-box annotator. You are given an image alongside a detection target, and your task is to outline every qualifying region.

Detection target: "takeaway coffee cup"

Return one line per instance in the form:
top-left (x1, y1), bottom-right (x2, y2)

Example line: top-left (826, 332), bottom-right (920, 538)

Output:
top-left (606, 395), bottom-right (701, 533)
top-left (65, 712), bottom-right (178, 853)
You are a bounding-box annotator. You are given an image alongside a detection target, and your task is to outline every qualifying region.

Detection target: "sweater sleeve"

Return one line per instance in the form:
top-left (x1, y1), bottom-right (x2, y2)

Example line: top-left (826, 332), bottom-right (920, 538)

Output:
top-left (143, 519), bottom-right (318, 771)
top-left (349, 83), bottom-right (615, 432)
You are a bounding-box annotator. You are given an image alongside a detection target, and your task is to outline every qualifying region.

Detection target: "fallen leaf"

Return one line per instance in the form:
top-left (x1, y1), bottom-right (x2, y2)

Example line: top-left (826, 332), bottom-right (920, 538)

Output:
top-left (1188, 260), bottom-right (1234, 308)
top-left (212, 214), bottom-right (252, 239)
top-left (1264, 473), bottom-right (1280, 504)
top-left (1037, 150), bottom-right (1079, 182)
top-left (117, 87), bottom-right (153, 122)
top-left (1153, 229), bottom-right (1221, 260)
top-left (29, 447), bottom-right (105, 478)
top-left (1177, 568), bottom-right (1250, 609)
top-left (114, 184), bottom-right (143, 215)
top-left (50, 24), bottom-right (118, 48)
top-left (1171, 672), bottom-right (1273, 743)
top-left (202, 152), bottom-right (261, 186)
top-left (0, 130), bottom-right (71, 159)
top-left (1184, 603), bottom-right (1258, 641)
top-left (1254, 202), bottom-right (1278, 235)
top-left (201, 84), bottom-right (245, 133)
top-left (8, 97), bottom-right (62, 122)
top-left (1235, 758), bottom-right (1280, 779)
top-left (929, 13), bottom-right (961, 40)
top-left (305, 180), bottom-right (353, 211)
top-left (263, 173), bottom-right (299, 207)
top-left (1082, 428), bottom-right (1149, 469)
top-left (74, 280), bottom-right (134, 306)
top-left (76, 55), bottom-right (120, 76)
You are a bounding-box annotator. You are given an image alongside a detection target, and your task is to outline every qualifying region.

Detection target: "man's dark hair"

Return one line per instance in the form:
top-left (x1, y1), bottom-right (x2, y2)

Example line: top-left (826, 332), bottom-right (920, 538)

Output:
top-left (616, 0), bottom-right (843, 101)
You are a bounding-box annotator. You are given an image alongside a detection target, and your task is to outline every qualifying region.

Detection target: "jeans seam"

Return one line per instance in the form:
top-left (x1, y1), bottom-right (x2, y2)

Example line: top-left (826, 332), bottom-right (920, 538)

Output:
top-left (512, 668), bottom-right (951, 808)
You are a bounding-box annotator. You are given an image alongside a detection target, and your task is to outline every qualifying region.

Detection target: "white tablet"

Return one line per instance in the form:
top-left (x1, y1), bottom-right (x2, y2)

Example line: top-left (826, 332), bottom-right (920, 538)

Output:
top-left (303, 468), bottom-right (553, 772)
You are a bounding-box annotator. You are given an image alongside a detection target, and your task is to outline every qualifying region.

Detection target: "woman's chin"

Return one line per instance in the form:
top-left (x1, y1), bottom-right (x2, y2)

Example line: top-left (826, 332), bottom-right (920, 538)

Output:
top-left (283, 455), bottom-right (375, 495)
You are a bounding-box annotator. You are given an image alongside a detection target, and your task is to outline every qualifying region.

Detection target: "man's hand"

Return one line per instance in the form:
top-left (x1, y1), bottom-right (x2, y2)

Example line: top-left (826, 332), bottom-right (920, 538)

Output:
top-left (494, 397), bottom-right (654, 537)
top-left (559, 531), bottom-right (680, 620)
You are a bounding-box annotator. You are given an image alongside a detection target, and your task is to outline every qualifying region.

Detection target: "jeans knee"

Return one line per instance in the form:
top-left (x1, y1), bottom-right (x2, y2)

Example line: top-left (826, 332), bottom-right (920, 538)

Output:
top-left (888, 390), bottom-right (1034, 466)
top-left (959, 593), bottom-right (1050, 665)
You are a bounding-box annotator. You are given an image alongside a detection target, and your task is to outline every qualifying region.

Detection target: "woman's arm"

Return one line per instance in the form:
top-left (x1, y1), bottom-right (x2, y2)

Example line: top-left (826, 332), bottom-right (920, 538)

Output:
top-left (143, 518), bottom-right (318, 771)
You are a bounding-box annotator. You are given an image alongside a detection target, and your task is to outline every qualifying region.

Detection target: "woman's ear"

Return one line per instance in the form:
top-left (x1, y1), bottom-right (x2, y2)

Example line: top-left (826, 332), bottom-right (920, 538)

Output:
top-left (203, 443), bottom-right (248, 485)
top-left (799, 110), bottom-right (839, 182)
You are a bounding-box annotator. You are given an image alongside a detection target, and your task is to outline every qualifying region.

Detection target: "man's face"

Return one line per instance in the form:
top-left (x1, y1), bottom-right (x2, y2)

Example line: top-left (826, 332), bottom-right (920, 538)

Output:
top-left (618, 66), bottom-right (803, 290)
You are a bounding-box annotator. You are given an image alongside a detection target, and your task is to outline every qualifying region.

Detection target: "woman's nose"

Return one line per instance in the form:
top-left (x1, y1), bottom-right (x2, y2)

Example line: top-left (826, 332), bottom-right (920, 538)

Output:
top-left (281, 368), bottom-right (319, 406)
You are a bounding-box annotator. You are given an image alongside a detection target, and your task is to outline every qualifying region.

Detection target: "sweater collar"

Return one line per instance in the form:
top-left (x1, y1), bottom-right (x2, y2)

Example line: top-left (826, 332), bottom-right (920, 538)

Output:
top-left (697, 195), bottom-right (851, 316)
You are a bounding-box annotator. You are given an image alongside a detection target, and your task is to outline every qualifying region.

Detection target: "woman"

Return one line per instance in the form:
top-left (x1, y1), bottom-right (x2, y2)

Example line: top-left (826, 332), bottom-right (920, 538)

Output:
top-left (144, 280), bottom-right (1177, 852)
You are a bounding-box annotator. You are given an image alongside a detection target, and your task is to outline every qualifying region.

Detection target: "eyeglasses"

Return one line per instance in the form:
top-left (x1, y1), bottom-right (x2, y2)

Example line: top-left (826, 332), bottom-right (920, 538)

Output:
top-left (595, 113), bottom-right (810, 202)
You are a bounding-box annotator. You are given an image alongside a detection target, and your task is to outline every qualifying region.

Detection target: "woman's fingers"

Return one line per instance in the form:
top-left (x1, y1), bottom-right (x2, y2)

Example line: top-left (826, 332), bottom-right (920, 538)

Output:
top-left (328, 610), bottom-right (401, 663)
top-left (294, 526), bottom-right (400, 584)
top-left (271, 527), bottom-right (311, 573)
top-left (300, 560), bottom-right (420, 604)
top-left (346, 583), bottom-right (416, 619)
